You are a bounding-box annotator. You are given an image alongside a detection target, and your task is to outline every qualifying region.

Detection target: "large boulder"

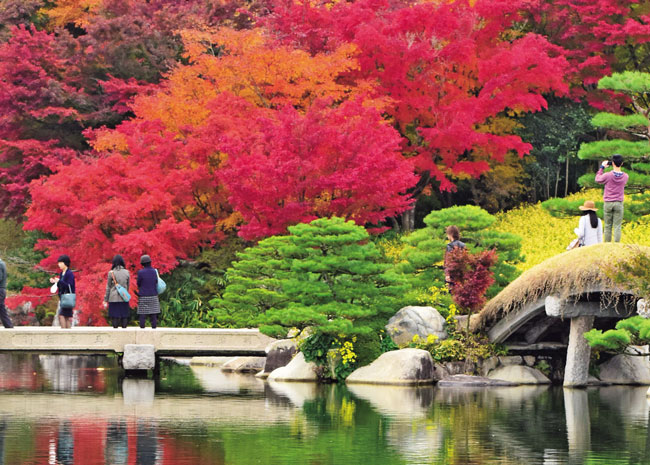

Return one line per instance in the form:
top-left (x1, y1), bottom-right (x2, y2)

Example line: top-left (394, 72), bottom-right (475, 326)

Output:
top-left (221, 356), bottom-right (266, 373)
top-left (599, 347), bottom-right (650, 384)
top-left (259, 339), bottom-right (298, 378)
top-left (487, 365), bottom-right (551, 385)
top-left (346, 348), bottom-right (435, 386)
top-left (267, 352), bottom-right (318, 382)
top-left (386, 306), bottom-right (447, 346)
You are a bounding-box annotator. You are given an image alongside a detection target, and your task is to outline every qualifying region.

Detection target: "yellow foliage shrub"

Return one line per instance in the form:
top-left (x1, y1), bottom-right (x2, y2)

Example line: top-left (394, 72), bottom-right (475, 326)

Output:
top-left (494, 189), bottom-right (650, 271)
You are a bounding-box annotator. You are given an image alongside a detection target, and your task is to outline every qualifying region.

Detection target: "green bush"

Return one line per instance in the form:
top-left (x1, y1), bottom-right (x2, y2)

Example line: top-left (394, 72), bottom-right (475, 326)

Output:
top-left (211, 217), bottom-right (408, 338)
top-left (398, 205), bottom-right (522, 298)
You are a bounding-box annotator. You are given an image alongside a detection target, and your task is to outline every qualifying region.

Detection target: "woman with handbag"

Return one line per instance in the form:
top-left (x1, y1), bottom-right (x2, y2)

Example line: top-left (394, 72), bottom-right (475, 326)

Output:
top-left (49, 254), bottom-right (75, 329)
top-left (103, 255), bottom-right (131, 328)
top-left (136, 255), bottom-right (160, 329)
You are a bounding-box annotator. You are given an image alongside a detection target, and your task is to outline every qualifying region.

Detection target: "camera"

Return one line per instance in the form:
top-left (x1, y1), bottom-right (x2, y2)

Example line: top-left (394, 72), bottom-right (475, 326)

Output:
top-left (606, 160), bottom-right (612, 167)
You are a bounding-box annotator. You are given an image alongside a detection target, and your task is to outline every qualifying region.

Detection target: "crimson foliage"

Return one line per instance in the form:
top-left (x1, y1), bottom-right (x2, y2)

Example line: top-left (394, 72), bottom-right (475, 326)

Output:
top-left (445, 248), bottom-right (498, 313)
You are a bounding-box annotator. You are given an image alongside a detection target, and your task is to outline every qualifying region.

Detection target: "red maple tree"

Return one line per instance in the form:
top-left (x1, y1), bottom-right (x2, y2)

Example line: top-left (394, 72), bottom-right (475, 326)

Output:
top-left (265, 0), bottom-right (570, 191)
top-left (445, 247), bottom-right (498, 313)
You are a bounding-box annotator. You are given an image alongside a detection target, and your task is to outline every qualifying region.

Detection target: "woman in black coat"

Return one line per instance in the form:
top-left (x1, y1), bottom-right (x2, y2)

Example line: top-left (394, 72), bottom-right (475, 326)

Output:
top-left (136, 255), bottom-right (160, 329)
top-left (50, 254), bottom-right (75, 329)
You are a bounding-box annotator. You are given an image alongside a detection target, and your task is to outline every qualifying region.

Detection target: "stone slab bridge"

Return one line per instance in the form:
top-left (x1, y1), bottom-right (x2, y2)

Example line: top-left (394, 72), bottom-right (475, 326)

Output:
top-left (473, 244), bottom-right (645, 387)
top-left (0, 327), bottom-right (276, 369)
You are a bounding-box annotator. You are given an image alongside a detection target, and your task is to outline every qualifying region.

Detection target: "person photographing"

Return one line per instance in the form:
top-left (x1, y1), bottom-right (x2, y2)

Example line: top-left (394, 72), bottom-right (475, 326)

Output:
top-left (595, 154), bottom-right (628, 242)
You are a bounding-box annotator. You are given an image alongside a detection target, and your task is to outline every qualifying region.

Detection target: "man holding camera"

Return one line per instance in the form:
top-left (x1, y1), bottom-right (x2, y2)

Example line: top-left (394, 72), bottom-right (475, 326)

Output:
top-left (595, 153), bottom-right (629, 242)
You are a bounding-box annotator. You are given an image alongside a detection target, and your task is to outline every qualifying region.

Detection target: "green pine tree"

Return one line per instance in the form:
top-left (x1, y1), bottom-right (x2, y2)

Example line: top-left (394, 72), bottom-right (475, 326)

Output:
top-left (209, 235), bottom-right (291, 328)
top-left (543, 71), bottom-right (650, 220)
top-left (211, 217), bottom-right (408, 338)
top-left (398, 205), bottom-right (522, 299)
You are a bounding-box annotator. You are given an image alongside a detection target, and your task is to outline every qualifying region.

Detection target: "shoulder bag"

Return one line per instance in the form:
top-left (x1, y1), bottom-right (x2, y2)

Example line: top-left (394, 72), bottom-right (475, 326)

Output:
top-left (60, 284), bottom-right (76, 309)
top-left (111, 271), bottom-right (131, 302)
top-left (155, 269), bottom-right (167, 295)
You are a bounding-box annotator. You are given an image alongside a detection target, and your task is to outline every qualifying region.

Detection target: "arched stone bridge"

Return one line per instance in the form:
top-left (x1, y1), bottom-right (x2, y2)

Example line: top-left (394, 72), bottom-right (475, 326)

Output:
top-left (474, 243), bottom-right (645, 387)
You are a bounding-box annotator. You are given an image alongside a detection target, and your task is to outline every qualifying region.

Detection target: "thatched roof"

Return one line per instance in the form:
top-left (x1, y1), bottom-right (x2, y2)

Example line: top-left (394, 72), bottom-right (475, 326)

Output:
top-left (474, 243), bottom-right (649, 332)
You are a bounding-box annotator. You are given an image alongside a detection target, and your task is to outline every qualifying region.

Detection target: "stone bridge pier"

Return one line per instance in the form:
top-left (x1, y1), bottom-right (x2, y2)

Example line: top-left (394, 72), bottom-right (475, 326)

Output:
top-left (545, 296), bottom-right (632, 387)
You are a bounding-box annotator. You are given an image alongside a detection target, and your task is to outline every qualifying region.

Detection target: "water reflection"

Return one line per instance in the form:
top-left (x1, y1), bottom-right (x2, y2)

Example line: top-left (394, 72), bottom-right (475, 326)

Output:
top-left (56, 420), bottom-right (74, 465)
top-left (564, 389), bottom-right (590, 465)
top-left (105, 419), bottom-right (128, 465)
top-left (136, 420), bottom-right (161, 465)
top-left (0, 354), bottom-right (647, 465)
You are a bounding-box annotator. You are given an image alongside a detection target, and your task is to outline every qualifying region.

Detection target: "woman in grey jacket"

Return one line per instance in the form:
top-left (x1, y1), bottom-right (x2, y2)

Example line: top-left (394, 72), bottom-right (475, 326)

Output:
top-left (103, 255), bottom-right (131, 328)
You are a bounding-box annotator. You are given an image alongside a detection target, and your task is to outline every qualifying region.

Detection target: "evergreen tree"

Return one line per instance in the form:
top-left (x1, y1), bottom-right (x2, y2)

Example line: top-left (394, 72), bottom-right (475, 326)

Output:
top-left (543, 72), bottom-right (650, 220)
top-left (210, 235), bottom-right (291, 328)
top-left (398, 206), bottom-right (522, 299)
top-left (212, 217), bottom-right (407, 338)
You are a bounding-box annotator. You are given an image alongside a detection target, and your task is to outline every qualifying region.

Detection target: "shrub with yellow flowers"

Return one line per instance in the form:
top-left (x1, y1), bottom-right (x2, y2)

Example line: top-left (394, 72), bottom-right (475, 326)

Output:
top-left (495, 189), bottom-right (650, 271)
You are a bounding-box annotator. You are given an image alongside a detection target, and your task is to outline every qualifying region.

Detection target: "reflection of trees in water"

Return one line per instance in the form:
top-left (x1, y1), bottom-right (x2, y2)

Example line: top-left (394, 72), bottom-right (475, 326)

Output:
top-left (0, 354), bottom-right (46, 391)
top-left (137, 420), bottom-right (161, 465)
top-left (590, 387), bottom-right (650, 464)
top-left (106, 419), bottom-right (128, 465)
top-left (56, 420), bottom-right (74, 465)
top-left (39, 355), bottom-right (114, 393)
top-left (0, 418), bottom-right (5, 465)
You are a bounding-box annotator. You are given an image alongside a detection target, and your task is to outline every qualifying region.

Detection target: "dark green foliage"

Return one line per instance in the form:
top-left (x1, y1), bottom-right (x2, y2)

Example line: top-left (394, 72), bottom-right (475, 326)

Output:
top-left (517, 98), bottom-right (593, 201)
top-left (301, 333), bottom-right (335, 367)
top-left (379, 331), bottom-right (399, 353)
top-left (398, 205), bottom-right (522, 298)
top-left (158, 265), bottom-right (210, 328)
top-left (546, 72), bottom-right (650, 219)
top-left (159, 239), bottom-right (246, 328)
top-left (353, 333), bottom-right (382, 368)
top-left (0, 221), bottom-right (47, 291)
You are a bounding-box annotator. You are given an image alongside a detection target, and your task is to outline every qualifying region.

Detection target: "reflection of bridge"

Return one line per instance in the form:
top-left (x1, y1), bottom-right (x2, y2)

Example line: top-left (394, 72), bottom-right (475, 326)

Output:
top-left (474, 244), bottom-right (644, 387)
top-left (0, 327), bottom-right (275, 357)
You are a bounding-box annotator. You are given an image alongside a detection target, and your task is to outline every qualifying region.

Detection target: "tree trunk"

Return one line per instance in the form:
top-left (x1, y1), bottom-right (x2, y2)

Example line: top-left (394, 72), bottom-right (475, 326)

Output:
top-left (564, 156), bottom-right (570, 197)
top-left (389, 216), bottom-right (400, 233)
top-left (401, 208), bottom-right (415, 233)
top-left (554, 166), bottom-right (560, 198)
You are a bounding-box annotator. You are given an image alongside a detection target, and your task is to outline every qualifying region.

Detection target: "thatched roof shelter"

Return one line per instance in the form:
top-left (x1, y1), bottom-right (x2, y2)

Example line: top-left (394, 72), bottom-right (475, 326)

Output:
top-left (473, 243), bottom-right (648, 334)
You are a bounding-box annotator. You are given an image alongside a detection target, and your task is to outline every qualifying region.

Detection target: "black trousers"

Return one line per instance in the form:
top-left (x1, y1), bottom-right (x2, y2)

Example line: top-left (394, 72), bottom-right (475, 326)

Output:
top-left (0, 289), bottom-right (13, 328)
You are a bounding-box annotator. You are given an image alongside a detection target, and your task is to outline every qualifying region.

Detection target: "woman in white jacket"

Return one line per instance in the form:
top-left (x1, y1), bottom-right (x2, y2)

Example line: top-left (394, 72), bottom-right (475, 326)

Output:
top-left (575, 200), bottom-right (603, 246)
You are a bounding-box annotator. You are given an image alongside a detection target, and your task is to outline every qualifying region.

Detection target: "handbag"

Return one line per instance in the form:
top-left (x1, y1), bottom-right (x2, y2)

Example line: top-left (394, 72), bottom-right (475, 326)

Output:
top-left (155, 269), bottom-right (167, 295)
top-left (567, 238), bottom-right (582, 251)
top-left (60, 284), bottom-right (76, 309)
top-left (110, 271), bottom-right (131, 302)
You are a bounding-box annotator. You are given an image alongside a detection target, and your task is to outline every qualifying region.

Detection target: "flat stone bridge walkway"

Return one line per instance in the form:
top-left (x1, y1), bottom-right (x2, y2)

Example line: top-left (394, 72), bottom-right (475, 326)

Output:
top-left (0, 327), bottom-right (276, 356)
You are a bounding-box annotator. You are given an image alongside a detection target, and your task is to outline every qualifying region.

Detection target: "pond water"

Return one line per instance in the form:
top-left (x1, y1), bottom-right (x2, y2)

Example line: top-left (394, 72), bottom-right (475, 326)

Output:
top-left (0, 353), bottom-right (648, 465)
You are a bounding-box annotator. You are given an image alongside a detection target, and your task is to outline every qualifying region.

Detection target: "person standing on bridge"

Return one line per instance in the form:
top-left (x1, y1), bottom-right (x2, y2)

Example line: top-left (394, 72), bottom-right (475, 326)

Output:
top-left (50, 255), bottom-right (75, 329)
top-left (136, 255), bottom-right (160, 329)
top-left (103, 254), bottom-right (131, 329)
top-left (0, 257), bottom-right (14, 328)
top-left (595, 154), bottom-right (628, 242)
